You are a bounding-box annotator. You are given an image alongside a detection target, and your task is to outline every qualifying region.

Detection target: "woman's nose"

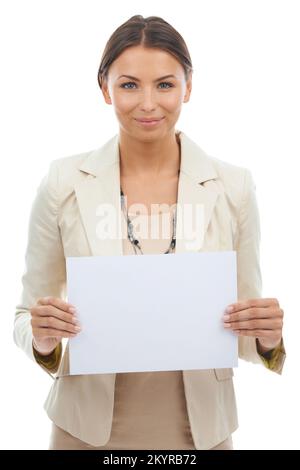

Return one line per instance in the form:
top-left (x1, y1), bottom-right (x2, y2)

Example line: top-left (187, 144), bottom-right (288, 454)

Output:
top-left (139, 90), bottom-right (156, 112)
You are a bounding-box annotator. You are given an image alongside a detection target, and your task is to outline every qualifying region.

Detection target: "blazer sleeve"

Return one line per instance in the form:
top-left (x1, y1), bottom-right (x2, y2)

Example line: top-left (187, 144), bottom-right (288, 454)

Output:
top-left (13, 160), bottom-right (66, 379)
top-left (236, 169), bottom-right (286, 374)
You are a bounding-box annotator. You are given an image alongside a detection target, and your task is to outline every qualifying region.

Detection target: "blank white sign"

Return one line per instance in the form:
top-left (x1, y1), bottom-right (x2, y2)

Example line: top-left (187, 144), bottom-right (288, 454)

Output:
top-left (66, 251), bottom-right (237, 375)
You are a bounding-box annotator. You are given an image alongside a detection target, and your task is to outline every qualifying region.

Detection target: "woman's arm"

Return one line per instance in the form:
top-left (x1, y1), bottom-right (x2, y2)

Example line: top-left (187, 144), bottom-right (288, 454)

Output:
top-left (13, 160), bottom-right (67, 379)
top-left (230, 169), bottom-right (286, 374)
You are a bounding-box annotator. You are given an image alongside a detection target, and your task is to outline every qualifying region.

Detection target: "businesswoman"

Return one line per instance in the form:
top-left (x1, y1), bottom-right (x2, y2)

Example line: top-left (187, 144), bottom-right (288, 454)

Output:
top-left (14, 15), bottom-right (285, 450)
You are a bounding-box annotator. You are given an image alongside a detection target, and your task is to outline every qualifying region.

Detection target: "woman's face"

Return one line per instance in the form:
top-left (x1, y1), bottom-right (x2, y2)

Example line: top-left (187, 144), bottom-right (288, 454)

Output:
top-left (101, 45), bottom-right (192, 141)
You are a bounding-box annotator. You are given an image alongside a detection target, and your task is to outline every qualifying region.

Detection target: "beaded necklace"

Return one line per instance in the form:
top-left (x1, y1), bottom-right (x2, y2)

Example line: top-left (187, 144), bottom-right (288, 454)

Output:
top-left (120, 188), bottom-right (177, 255)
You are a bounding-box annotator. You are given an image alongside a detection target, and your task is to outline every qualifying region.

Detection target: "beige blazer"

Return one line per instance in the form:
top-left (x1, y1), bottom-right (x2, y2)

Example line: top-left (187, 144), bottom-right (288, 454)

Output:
top-left (14, 130), bottom-right (285, 449)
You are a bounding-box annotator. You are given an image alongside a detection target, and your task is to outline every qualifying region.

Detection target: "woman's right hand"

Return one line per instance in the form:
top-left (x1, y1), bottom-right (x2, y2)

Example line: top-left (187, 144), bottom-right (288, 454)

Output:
top-left (30, 296), bottom-right (81, 355)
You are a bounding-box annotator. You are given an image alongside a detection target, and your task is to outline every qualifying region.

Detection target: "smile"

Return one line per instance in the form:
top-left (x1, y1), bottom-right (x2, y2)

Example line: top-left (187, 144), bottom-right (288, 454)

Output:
top-left (135, 117), bottom-right (165, 127)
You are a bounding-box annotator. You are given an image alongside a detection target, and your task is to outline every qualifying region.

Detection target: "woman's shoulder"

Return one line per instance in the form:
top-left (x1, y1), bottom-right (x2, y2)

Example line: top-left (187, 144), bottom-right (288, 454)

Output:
top-left (207, 153), bottom-right (256, 209)
top-left (187, 135), bottom-right (255, 207)
top-left (50, 134), bottom-right (118, 182)
top-left (39, 146), bottom-right (102, 204)
top-left (51, 148), bottom-right (95, 176)
top-left (208, 153), bottom-right (253, 187)
top-left (181, 132), bottom-right (253, 190)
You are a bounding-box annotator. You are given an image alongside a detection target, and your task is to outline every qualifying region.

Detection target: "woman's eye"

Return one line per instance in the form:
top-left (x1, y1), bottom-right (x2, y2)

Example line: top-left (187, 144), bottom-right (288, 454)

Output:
top-left (120, 82), bottom-right (136, 89)
top-left (158, 82), bottom-right (173, 89)
top-left (120, 82), bottom-right (173, 90)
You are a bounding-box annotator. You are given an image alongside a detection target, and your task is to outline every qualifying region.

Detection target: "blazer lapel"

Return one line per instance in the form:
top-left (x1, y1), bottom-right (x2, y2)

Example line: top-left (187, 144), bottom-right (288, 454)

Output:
top-left (175, 132), bottom-right (220, 252)
top-left (74, 131), bottom-right (220, 256)
top-left (74, 135), bottom-right (124, 256)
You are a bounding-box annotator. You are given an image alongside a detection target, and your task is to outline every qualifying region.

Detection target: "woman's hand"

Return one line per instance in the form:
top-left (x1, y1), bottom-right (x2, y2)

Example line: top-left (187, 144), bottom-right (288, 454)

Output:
top-left (30, 296), bottom-right (81, 355)
top-left (223, 298), bottom-right (284, 353)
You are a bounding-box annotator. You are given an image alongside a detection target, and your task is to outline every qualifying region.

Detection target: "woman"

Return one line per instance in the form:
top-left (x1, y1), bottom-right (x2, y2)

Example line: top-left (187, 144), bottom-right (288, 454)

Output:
top-left (14, 15), bottom-right (285, 450)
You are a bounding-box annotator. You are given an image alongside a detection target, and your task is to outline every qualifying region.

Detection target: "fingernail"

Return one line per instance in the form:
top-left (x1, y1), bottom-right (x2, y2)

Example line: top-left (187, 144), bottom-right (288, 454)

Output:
top-left (69, 307), bottom-right (77, 314)
top-left (223, 323), bottom-right (231, 328)
top-left (74, 326), bottom-right (82, 332)
top-left (223, 314), bottom-right (230, 321)
top-left (225, 306), bottom-right (233, 313)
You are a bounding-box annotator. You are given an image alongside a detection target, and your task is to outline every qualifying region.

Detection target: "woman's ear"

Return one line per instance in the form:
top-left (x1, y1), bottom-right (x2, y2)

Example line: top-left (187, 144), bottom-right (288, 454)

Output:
top-left (101, 78), bottom-right (112, 105)
top-left (183, 74), bottom-right (192, 103)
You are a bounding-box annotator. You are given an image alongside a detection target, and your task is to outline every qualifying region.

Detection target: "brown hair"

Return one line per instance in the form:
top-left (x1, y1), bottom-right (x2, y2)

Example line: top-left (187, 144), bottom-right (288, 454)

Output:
top-left (97, 15), bottom-right (193, 89)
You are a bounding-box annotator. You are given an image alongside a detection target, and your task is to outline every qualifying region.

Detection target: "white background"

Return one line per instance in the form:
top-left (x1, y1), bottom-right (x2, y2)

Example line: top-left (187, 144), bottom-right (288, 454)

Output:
top-left (1, 0), bottom-right (299, 449)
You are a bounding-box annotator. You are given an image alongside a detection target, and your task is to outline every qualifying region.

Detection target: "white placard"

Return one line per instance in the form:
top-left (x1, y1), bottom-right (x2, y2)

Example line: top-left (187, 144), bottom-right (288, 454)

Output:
top-left (66, 251), bottom-right (237, 375)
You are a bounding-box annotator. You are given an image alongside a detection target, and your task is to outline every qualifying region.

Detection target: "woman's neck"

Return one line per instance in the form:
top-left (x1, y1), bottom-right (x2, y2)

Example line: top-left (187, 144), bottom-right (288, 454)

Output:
top-left (118, 131), bottom-right (181, 179)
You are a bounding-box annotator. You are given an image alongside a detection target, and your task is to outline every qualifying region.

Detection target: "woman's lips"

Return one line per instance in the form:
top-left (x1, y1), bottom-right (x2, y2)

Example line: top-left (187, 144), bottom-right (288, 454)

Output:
top-left (135, 117), bottom-right (165, 127)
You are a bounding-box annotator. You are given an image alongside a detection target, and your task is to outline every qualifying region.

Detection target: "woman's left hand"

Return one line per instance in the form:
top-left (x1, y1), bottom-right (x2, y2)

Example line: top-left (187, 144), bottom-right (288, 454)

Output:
top-left (223, 298), bottom-right (284, 352)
